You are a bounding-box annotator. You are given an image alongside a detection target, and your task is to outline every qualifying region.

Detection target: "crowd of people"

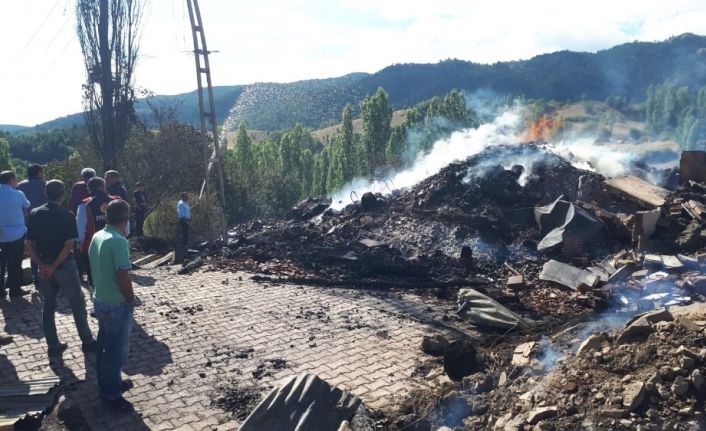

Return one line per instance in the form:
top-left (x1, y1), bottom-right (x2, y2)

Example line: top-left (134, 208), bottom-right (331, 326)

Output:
top-left (0, 164), bottom-right (192, 412)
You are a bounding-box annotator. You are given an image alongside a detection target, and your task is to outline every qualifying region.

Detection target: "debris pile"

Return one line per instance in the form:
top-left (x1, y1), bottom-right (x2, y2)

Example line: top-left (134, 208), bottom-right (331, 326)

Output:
top-left (194, 143), bottom-right (706, 429)
top-left (454, 304), bottom-right (706, 431)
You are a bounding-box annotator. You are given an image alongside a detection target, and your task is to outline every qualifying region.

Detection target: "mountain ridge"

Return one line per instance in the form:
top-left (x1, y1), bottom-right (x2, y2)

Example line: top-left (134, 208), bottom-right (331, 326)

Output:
top-left (4, 33), bottom-right (705, 133)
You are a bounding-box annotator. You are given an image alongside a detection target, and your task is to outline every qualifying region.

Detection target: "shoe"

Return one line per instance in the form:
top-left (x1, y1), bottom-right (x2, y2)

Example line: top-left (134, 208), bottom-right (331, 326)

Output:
top-left (121, 379), bottom-right (134, 393)
top-left (9, 289), bottom-right (30, 298)
top-left (48, 343), bottom-right (68, 355)
top-left (104, 396), bottom-right (134, 412)
top-left (81, 340), bottom-right (97, 352)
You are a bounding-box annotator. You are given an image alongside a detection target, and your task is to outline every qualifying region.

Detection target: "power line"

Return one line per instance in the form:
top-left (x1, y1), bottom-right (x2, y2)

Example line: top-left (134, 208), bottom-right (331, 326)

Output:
top-left (20, 0), bottom-right (64, 53)
top-left (43, 13), bottom-right (72, 53)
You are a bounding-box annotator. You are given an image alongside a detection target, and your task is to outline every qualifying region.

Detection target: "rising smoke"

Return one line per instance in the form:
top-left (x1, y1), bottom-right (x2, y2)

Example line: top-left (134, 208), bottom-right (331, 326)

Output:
top-left (330, 103), bottom-right (674, 211)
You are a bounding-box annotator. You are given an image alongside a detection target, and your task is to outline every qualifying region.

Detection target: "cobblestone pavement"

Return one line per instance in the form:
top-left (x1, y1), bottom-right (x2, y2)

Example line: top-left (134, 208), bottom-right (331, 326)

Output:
top-left (0, 266), bottom-right (449, 430)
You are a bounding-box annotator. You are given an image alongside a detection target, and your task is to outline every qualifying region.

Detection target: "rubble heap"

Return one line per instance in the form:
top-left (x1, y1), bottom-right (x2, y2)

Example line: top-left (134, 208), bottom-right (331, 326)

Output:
top-left (453, 304), bottom-right (706, 431)
top-left (207, 144), bottom-right (617, 320)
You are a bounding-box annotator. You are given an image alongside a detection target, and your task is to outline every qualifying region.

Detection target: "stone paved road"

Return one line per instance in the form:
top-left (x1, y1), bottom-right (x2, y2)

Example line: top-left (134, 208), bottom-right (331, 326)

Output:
top-left (0, 266), bottom-right (448, 430)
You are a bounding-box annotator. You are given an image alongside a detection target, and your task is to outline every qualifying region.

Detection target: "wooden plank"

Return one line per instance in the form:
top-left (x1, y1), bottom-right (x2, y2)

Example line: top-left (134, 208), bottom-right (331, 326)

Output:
top-left (683, 200), bottom-right (705, 223)
top-left (603, 176), bottom-right (670, 208)
top-left (143, 252), bottom-right (175, 269)
top-left (133, 254), bottom-right (160, 266)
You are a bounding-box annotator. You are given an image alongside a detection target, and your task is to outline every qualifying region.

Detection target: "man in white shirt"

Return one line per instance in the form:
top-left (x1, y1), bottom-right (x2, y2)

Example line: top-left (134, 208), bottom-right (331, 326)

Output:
top-left (176, 193), bottom-right (192, 246)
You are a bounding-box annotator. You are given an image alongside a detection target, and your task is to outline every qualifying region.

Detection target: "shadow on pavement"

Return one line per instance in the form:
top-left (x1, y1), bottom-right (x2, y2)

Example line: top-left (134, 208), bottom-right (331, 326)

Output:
top-left (124, 322), bottom-right (172, 377)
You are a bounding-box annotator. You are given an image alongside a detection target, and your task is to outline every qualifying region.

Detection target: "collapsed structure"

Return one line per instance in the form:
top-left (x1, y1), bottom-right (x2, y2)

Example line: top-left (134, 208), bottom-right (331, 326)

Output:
top-left (188, 142), bottom-right (706, 430)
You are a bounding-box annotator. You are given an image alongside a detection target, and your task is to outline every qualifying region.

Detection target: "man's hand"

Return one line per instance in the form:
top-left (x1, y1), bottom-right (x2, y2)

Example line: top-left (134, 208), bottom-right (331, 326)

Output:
top-left (39, 264), bottom-right (55, 279)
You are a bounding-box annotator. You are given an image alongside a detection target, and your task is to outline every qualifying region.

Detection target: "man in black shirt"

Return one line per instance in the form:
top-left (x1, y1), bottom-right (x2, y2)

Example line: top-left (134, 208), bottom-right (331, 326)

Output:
top-left (133, 182), bottom-right (146, 237)
top-left (27, 180), bottom-right (95, 355)
top-left (105, 170), bottom-right (129, 202)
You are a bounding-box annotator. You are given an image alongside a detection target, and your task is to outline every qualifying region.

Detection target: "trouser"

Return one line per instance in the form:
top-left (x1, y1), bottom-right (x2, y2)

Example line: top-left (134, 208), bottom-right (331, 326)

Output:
top-left (37, 258), bottom-right (93, 349)
top-left (95, 301), bottom-right (134, 401)
top-left (77, 251), bottom-right (93, 286)
top-left (179, 219), bottom-right (190, 246)
top-left (0, 236), bottom-right (25, 295)
top-left (135, 209), bottom-right (145, 237)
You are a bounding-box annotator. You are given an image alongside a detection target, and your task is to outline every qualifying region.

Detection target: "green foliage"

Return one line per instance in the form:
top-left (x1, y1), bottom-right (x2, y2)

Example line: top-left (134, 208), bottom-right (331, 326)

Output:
top-left (0, 137), bottom-right (12, 171)
top-left (44, 154), bottom-right (87, 187)
top-left (361, 88), bottom-right (393, 176)
top-left (1, 126), bottom-right (87, 164)
top-left (647, 83), bottom-right (706, 149)
top-left (234, 123), bottom-right (255, 176)
top-left (119, 124), bottom-right (204, 214)
top-left (144, 192), bottom-right (212, 243)
top-left (340, 104), bottom-right (355, 182)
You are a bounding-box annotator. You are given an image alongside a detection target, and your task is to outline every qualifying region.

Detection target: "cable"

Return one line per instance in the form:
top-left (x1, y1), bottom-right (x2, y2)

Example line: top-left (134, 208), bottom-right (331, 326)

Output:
top-left (20, 0), bottom-right (63, 53)
top-left (43, 13), bottom-right (72, 53)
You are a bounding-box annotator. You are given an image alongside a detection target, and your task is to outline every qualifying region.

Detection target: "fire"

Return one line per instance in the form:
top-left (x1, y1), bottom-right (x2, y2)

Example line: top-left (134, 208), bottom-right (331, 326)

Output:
top-left (525, 116), bottom-right (563, 142)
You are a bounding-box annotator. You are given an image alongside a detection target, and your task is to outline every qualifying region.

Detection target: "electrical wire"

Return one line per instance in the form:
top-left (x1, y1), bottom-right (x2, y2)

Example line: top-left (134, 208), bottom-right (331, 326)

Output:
top-left (20, 0), bottom-right (63, 53)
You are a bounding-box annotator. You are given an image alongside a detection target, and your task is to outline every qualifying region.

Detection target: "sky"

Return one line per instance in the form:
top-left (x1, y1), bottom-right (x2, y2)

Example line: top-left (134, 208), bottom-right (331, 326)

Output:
top-left (2, 0), bottom-right (706, 126)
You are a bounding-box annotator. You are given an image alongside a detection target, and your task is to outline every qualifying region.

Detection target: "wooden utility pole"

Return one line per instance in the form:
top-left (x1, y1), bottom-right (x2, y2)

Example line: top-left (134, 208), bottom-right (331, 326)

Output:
top-left (186, 0), bottom-right (228, 243)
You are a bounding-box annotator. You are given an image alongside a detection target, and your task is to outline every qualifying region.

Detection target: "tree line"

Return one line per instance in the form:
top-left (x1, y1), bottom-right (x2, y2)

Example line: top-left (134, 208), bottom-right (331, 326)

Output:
top-left (224, 88), bottom-right (479, 222)
top-left (646, 83), bottom-right (706, 150)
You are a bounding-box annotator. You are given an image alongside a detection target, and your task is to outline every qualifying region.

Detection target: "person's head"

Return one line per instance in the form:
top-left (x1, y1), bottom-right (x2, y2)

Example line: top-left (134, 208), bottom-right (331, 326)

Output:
top-left (106, 199), bottom-right (130, 230)
top-left (27, 164), bottom-right (44, 180)
top-left (87, 177), bottom-right (106, 195)
top-left (105, 170), bottom-right (121, 187)
top-left (81, 168), bottom-right (96, 182)
top-left (0, 171), bottom-right (18, 188)
top-left (45, 180), bottom-right (65, 203)
top-left (136, 182), bottom-right (144, 191)
top-left (180, 192), bottom-right (189, 202)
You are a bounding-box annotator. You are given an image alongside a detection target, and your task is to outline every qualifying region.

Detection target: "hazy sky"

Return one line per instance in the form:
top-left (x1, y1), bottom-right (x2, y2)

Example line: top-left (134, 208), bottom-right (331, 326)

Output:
top-left (2, 0), bottom-right (705, 126)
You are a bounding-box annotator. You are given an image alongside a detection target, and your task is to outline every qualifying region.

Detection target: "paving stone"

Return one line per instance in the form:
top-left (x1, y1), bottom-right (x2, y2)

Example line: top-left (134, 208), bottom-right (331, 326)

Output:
top-left (0, 268), bottom-right (443, 428)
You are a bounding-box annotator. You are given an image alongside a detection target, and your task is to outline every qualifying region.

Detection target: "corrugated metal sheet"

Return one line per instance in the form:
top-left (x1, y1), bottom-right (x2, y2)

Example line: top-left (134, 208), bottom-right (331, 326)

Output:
top-left (239, 374), bottom-right (361, 431)
top-left (0, 377), bottom-right (60, 430)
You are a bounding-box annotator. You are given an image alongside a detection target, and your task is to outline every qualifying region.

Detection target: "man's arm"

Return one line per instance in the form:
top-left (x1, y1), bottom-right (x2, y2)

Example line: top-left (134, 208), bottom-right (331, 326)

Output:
top-left (113, 237), bottom-right (135, 302)
top-left (116, 270), bottom-right (135, 303)
top-left (26, 240), bottom-right (42, 267)
top-left (76, 204), bottom-right (87, 244)
top-left (42, 239), bottom-right (74, 279)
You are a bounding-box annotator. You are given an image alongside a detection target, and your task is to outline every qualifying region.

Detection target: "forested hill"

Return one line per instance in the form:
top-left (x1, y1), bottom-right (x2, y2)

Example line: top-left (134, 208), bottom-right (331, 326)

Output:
top-left (7, 33), bottom-right (706, 133)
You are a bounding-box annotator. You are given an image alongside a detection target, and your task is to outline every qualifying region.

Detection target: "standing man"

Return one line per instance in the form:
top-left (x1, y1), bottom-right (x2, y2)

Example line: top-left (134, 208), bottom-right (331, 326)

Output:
top-left (26, 180), bottom-right (95, 355)
top-left (0, 171), bottom-right (30, 298)
top-left (105, 170), bottom-right (128, 202)
top-left (177, 192), bottom-right (191, 246)
top-left (17, 164), bottom-right (47, 210)
top-left (90, 200), bottom-right (135, 411)
top-left (17, 164), bottom-right (47, 284)
top-left (68, 168), bottom-right (96, 215)
top-left (133, 182), bottom-right (146, 238)
top-left (77, 177), bottom-right (112, 286)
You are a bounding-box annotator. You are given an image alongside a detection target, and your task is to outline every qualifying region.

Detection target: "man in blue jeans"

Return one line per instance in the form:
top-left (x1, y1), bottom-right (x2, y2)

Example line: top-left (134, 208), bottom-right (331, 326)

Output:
top-left (26, 180), bottom-right (95, 355)
top-left (89, 199), bottom-right (136, 411)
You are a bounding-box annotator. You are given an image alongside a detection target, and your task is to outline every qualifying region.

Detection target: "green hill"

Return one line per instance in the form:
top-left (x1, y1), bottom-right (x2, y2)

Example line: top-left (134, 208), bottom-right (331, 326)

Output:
top-left (12, 33), bottom-right (706, 133)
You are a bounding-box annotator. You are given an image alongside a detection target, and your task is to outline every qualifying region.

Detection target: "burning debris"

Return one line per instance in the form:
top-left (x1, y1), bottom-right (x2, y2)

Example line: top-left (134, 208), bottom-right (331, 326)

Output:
top-left (190, 140), bottom-right (706, 429)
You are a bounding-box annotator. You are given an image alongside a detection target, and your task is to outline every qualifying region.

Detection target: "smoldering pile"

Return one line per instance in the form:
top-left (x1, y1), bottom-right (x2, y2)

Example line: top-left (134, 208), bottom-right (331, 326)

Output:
top-left (194, 142), bottom-right (682, 322)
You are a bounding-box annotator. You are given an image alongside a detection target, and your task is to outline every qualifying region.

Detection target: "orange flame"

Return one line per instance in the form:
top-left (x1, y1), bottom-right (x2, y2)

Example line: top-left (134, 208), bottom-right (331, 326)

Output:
top-left (524, 116), bottom-right (563, 142)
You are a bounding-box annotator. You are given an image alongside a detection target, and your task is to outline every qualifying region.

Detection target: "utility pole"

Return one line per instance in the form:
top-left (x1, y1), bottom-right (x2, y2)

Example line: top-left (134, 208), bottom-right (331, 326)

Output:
top-left (186, 0), bottom-right (228, 244)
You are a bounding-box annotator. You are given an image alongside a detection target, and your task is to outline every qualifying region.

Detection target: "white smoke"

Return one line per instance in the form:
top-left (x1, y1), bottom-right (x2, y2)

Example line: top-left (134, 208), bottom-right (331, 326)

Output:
top-left (548, 138), bottom-right (637, 178)
top-left (330, 108), bottom-right (524, 210)
top-left (329, 105), bottom-right (671, 211)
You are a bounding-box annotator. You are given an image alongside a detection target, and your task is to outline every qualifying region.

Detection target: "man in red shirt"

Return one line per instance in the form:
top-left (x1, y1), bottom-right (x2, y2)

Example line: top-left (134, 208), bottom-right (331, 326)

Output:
top-left (68, 168), bottom-right (96, 216)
